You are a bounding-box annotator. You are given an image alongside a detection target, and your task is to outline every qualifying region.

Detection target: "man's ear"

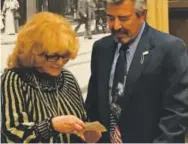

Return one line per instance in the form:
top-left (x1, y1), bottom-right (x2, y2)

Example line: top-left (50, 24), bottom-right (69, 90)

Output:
top-left (142, 9), bottom-right (147, 20)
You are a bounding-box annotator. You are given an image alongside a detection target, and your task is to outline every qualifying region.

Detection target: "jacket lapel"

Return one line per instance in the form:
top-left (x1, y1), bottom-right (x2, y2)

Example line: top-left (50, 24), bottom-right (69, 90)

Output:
top-left (123, 25), bottom-right (155, 104)
top-left (98, 36), bottom-right (116, 128)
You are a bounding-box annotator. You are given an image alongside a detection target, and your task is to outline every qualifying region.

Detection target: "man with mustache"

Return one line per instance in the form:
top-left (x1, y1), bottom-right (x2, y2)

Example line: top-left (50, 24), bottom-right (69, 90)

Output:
top-left (85, 0), bottom-right (188, 143)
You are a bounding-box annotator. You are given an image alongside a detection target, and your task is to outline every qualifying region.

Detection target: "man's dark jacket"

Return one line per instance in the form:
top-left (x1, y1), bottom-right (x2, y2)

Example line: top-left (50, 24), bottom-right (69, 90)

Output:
top-left (85, 23), bottom-right (188, 143)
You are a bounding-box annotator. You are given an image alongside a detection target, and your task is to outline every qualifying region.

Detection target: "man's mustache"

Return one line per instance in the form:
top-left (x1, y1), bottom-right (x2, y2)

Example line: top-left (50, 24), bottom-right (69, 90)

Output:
top-left (111, 28), bottom-right (128, 35)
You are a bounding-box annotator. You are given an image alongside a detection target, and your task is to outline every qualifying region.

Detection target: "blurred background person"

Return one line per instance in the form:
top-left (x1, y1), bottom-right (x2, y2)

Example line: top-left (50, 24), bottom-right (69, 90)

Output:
top-left (41, 0), bottom-right (49, 11)
top-left (93, 0), bottom-right (107, 33)
top-left (2, 0), bottom-right (19, 35)
top-left (1, 12), bottom-right (101, 143)
top-left (75, 0), bottom-right (95, 39)
top-left (48, 0), bottom-right (66, 15)
top-left (74, 0), bottom-right (87, 36)
top-left (73, 0), bottom-right (79, 20)
top-left (14, 8), bottom-right (21, 33)
top-left (0, 10), bottom-right (5, 32)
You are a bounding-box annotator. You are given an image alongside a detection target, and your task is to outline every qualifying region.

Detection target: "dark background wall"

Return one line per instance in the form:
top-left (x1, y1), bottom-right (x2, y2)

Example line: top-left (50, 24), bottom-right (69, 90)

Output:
top-left (169, 0), bottom-right (188, 46)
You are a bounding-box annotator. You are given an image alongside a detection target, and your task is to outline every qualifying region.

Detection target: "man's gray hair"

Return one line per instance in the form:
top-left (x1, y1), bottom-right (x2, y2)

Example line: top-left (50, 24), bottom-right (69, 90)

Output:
top-left (106, 0), bottom-right (147, 17)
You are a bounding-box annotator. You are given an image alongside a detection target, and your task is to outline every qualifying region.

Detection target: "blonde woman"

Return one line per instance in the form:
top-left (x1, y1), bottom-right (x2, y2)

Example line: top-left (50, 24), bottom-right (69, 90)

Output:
top-left (1, 12), bottom-right (100, 143)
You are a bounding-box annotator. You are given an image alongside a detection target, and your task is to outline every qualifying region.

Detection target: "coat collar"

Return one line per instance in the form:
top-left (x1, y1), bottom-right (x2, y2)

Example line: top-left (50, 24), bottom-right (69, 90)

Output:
top-left (98, 35), bottom-right (116, 129)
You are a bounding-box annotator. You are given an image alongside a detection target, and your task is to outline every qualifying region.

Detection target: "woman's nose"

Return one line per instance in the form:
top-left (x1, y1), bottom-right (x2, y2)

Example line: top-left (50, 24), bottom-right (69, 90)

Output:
top-left (56, 57), bottom-right (64, 66)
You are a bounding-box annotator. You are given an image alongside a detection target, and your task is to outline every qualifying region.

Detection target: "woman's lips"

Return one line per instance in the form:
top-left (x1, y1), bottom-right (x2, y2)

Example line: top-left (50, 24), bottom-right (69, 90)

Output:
top-left (51, 66), bottom-right (61, 69)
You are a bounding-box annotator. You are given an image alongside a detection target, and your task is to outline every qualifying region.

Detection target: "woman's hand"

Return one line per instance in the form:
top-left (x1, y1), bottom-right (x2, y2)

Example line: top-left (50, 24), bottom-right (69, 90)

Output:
top-left (51, 115), bottom-right (85, 134)
top-left (83, 130), bottom-right (102, 143)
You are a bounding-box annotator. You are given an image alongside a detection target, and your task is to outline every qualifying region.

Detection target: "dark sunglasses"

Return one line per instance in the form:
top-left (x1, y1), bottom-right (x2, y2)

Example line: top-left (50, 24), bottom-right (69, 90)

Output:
top-left (42, 53), bottom-right (69, 62)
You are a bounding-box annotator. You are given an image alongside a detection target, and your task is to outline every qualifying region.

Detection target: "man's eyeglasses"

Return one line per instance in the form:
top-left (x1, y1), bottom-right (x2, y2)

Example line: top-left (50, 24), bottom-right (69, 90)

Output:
top-left (42, 53), bottom-right (69, 62)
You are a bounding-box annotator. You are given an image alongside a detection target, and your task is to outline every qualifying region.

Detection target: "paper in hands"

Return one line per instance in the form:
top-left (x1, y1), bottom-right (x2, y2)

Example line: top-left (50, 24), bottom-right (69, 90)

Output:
top-left (76, 121), bottom-right (107, 143)
top-left (84, 121), bottom-right (107, 132)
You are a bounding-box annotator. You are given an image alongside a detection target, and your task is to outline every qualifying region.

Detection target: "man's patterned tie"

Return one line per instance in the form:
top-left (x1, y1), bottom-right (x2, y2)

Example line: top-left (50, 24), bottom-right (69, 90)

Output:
top-left (110, 44), bottom-right (128, 143)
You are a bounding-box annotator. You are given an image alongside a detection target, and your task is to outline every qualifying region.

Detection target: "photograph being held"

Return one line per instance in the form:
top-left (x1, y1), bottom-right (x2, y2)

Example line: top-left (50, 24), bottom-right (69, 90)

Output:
top-left (1, 12), bottom-right (101, 143)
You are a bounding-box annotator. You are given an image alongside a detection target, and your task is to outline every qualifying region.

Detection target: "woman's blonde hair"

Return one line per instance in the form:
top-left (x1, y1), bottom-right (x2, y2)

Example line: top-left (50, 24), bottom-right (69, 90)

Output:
top-left (7, 11), bottom-right (79, 68)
